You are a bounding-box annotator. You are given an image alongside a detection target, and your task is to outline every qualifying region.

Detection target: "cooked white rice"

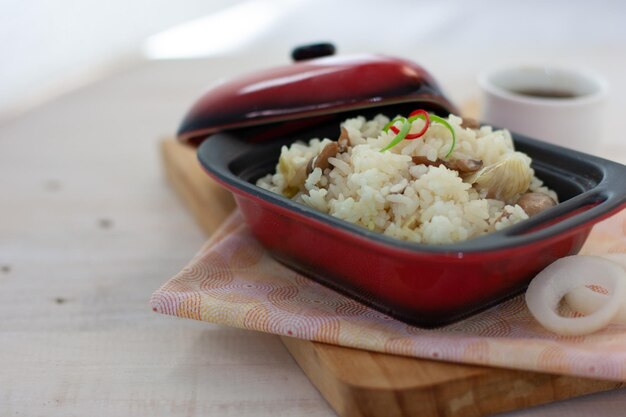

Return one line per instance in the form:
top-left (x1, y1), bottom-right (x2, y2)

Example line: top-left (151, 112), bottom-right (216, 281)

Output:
top-left (256, 114), bottom-right (558, 244)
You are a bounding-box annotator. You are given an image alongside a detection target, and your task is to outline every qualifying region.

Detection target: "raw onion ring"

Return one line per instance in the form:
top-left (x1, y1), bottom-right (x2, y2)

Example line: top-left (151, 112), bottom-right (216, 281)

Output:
top-left (525, 255), bottom-right (626, 336)
top-left (564, 254), bottom-right (626, 324)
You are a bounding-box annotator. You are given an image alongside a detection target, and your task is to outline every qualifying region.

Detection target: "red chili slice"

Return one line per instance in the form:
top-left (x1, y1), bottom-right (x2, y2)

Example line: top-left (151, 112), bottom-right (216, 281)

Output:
top-left (389, 109), bottom-right (430, 139)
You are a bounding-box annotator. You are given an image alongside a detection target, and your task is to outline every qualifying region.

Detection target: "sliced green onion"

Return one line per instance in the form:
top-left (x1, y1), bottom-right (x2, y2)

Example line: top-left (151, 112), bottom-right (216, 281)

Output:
top-left (379, 111), bottom-right (455, 156)
top-left (382, 116), bottom-right (405, 132)
top-left (429, 114), bottom-right (456, 158)
top-left (380, 119), bottom-right (411, 152)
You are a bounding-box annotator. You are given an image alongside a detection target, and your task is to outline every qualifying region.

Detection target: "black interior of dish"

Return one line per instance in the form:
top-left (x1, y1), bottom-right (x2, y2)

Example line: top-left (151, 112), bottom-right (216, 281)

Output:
top-left (515, 144), bottom-right (604, 202)
top-left (199, 114), bottom-right (625, 252)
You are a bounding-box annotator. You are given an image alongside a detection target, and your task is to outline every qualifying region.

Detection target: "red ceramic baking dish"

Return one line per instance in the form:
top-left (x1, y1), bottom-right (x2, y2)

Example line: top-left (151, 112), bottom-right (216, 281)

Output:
top-left (178, 47), bottom-right (626, 327)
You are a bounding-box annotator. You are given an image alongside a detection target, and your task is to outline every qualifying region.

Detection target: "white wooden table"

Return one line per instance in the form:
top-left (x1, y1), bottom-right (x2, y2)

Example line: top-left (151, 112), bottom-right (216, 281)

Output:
top-left (1, 50), bottom-right (625, 416)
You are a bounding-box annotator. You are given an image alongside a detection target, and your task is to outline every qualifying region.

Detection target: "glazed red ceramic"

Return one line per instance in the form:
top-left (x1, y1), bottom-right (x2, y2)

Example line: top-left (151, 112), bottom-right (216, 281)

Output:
top-left (178, 52), bottom-right (458, 146)
top-left (178, 47), bottom-right (626, 326)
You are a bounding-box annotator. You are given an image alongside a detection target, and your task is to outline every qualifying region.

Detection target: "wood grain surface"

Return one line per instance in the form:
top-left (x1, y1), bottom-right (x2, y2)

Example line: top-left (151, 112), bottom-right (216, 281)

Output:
top-left (161, 138), bottom-right (621, 417)
top-left (0, 59), bottom-right (338, 417)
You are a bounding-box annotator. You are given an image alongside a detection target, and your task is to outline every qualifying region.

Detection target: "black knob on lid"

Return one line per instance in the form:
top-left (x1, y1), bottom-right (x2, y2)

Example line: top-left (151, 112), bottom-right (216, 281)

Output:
top-left (291, 43), bottom-right (336, 62)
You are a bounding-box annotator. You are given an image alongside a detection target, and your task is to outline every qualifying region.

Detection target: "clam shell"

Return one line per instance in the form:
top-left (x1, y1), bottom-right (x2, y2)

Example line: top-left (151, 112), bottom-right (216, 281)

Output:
top-left (465, 152), bottom-right (532, 201)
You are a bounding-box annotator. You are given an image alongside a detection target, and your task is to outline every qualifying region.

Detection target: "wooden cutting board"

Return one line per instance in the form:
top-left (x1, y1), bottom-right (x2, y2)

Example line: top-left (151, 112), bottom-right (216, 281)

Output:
top-left (161, 138), bottom-right (621, 417)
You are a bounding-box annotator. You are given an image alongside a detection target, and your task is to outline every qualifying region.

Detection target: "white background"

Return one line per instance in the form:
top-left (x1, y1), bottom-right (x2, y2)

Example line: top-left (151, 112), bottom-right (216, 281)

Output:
top-left (2, 0), bottom-right (625, 119)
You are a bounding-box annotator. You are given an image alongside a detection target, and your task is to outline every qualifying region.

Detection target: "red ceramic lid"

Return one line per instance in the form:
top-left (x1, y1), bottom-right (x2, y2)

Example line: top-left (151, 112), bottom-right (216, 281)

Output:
top-left (178, 51), bottom-right (459, 145)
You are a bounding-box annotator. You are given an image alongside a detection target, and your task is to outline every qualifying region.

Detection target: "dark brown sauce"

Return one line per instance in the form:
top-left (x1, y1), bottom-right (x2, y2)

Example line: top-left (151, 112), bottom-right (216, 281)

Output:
top-left (512, 88), bottom-right (578, 99)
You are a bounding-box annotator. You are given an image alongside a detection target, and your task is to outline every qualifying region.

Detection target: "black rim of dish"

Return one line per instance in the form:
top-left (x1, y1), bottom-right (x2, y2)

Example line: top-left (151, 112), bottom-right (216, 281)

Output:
top-left (197, 126), bottom-right (626, 255)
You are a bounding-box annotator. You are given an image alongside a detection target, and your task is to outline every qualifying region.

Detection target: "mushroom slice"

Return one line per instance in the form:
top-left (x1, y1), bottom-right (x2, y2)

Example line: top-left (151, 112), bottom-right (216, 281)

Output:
top-left (460, 117), bottom-right (480, 129)
top-left (337, 127), bottom-right (351, 152)
top-left (306, 131), bottom-right (348, 176)
top-left (306, 142), bottom-right (339, 175)
top-left (447, 158), bottom-right (483, 173)
top-left (464, 153), bottom-right (532, 201)
top-left (517, 192), bottom-right (557, 217)
top-left (315, 142), bottom-right (339, 170)
top-left (411, 156), bottom-right (483, 173)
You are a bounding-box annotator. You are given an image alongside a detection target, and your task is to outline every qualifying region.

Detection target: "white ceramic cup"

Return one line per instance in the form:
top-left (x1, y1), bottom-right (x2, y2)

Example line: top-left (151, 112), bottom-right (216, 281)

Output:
top-left (478, 66), bottom-right (608, 153)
